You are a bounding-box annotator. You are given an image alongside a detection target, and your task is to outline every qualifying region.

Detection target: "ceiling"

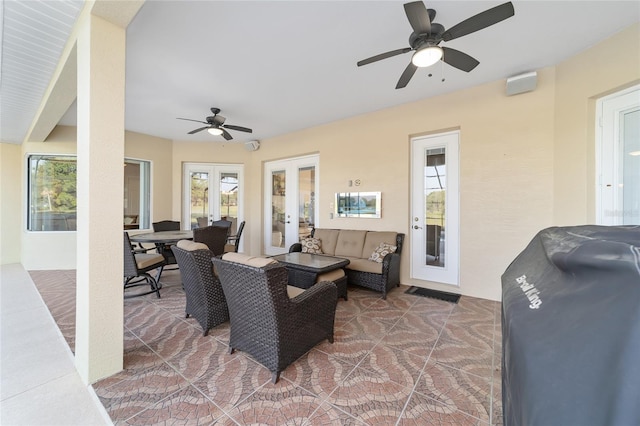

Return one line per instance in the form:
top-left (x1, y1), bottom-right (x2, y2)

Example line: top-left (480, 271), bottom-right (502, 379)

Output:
top-left (2, 1), bottom-right (639, 145)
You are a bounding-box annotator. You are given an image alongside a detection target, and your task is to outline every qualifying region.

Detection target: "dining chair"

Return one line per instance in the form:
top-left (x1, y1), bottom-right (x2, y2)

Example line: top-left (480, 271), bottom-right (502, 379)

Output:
top-left (152, 220), bottom-right (181, 266)
top-left (152, 220), bottom-right (180, 232)
top-left (224, 220), bottom-right (245, 253)
top-left (123, 232), bottom-right (165, 298)
top-left (193, 225), bottom-right (228, 256)
top-left (211, 219), bottom-right (232, 235)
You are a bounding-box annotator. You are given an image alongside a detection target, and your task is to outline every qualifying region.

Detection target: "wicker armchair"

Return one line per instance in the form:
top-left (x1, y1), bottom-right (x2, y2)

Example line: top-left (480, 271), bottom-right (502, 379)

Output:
top-left (171, 244), bottom-right (229, 336)
top-left (212, 255), bottom-right (337, 383)
top-left (123, 232), bottom-right (165, 298)
top-left (193, 225), bottom-right (228, 256)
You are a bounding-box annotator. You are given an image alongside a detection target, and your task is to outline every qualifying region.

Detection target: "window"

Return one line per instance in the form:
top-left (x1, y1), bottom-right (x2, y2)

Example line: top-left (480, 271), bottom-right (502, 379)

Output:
top-left (28, 155), bottom-right (77, 231)
top-left (27, 155), bottom-right (151, 231)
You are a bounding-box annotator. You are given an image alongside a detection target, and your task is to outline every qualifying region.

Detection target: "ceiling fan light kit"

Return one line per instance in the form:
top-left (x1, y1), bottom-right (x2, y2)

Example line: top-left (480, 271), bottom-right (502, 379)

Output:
top-left (357, 1), bottom-right (515, 89)
top-left (207, 127), bottom-right (224, 136)
top-left (411, 46), bottom-right (443, 67)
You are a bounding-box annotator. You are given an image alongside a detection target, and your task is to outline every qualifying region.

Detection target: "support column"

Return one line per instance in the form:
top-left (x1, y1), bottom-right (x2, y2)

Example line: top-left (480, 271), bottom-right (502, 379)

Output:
top-left (75, 11), bottom-right (125, 384)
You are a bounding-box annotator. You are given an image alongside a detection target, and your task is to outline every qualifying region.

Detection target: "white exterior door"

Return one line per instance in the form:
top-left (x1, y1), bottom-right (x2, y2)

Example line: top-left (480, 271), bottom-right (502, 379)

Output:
top-left (410, 131), bottom-right (460, 286)
top-left (182, 163), bottom-right (244, 240)
top-left (264, 155), bottom-right (319, 255)
top-left (596, 86), bottom-right (640, 225)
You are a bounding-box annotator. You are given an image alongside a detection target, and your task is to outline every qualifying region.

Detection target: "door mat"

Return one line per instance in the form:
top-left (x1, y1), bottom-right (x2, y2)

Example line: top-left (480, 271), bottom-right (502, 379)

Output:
top-left (405, 286), bottom-right (461, 303)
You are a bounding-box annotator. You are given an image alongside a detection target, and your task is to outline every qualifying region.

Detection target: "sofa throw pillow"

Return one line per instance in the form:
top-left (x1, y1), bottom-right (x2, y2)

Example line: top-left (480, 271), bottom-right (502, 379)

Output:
top-left (368, 242), bottom-right (397, 263)
top-left (301, 237), bottom-right (323, 254)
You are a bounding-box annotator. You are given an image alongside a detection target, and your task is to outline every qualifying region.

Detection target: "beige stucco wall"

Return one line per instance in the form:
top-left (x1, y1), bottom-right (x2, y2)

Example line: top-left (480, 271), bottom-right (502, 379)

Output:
top-left (18, 126), bottom-right (173, 269)
top-left (554, 23), bottom-right (640, 225)
top-left (1, 143), bottom-right (23, 264)
top-left (236, 67), bottom-right (555, 301)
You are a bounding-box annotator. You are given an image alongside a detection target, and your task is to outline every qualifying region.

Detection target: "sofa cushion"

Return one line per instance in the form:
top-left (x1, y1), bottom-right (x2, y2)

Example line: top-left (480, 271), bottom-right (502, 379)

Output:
top-left (334, 230), bottom-right (367, 258)
top-left (313, 229), bottom-right (340, 256)
top-left (177, 240), bottom-right (210, 251)
top-left (301, 237), bottom-right (323, 254)
top-left (361, 231), bottom-right (397, 259)
top-left (344, 257), bottom-right (383, 274)
top-left (368, 242), bottom-right (397, 263)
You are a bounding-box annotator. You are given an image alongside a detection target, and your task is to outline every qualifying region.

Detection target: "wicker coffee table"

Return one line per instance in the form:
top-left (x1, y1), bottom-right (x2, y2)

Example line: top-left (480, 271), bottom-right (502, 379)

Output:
top-left (271, 252), bottom-right (349, 300)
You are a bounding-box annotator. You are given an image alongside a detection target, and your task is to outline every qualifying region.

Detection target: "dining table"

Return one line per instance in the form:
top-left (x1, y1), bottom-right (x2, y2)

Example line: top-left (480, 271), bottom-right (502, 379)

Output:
top-left (129, 230), bottom-right (193, 269)
top-left (128, 230), bottom-right (193, 246)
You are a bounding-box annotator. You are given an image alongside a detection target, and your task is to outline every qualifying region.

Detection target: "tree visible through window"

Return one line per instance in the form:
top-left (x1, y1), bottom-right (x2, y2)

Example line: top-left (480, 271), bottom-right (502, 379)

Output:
top-left (28, 155), bottom-right (77, 231)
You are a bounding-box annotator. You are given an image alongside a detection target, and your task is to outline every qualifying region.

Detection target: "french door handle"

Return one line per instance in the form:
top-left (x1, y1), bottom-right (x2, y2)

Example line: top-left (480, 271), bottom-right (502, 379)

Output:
top-left (413, 225), bottom-right (422, 230)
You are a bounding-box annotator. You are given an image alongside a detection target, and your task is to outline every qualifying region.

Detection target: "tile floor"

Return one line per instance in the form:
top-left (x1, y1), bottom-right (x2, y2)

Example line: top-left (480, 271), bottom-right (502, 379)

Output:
top-left (29, 268), bottom-right (503, 425)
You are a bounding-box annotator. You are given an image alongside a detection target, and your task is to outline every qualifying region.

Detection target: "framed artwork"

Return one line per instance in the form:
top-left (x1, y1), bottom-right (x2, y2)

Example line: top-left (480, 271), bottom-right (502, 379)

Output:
top-left (335, 192), bottom-right (381, 218)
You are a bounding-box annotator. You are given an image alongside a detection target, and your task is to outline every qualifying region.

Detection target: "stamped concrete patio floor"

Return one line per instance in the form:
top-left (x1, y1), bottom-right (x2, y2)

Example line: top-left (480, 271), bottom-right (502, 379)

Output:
top-left (30, 268), bottom-right (502, 425)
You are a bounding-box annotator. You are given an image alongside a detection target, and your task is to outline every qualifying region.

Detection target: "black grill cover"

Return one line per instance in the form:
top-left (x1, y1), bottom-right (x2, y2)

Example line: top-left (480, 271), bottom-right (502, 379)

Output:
top-left (501, 225), bottom-right (640, 426)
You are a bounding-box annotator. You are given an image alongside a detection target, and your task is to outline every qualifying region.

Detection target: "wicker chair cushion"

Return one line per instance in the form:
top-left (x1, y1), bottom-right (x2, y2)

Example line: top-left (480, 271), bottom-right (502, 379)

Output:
top-left (222, 252), bottom-right (277, 268)
top-left (177, 239), bottom-right (210, 251)
top-left (313, 229), bottom-right (340, 256)
top-left (301, 237), bottom-right (323, 254)
top-left (286, 285), bottom-right (305, 298)
top-left (135, 253), bottom-right (166, 269)
top-left (368, 242), bottom-right (397, 263)
top-left (316, 268), bottom-right (345, 283)
top-left (361, 232), bottom-right (398, 259)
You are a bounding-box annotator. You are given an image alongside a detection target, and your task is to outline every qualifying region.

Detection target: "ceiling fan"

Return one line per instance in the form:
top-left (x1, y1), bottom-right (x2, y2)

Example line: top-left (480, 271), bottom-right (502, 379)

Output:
top-left (177, 107), bottom-right (252, 140)
top-left (357, 1), bottom-right (515, 89)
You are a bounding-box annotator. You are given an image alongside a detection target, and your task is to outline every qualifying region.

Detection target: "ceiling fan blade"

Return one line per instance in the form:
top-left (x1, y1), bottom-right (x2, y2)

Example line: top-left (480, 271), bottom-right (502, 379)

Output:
top-left (396, 62), bottom-right (418, 89)
top-left (177, 118), bottom-right (207, 124)
top-left (224, 124), bottom-right (253, 133)
top-left (404, 1), bottom-right (431, 34)
top-left (441, 47), bottom-right (479, 72)
top-left (357, 48), bottom-right (412, 67)
top-left (442, 2), bottom-right (514, 42)
top-left (222, 129), bottom-right (233, 140)
top-left (188, 126), bottom-right (209, 134)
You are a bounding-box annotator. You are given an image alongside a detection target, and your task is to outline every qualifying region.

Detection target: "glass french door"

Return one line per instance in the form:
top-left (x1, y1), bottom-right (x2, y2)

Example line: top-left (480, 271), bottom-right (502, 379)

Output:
top-left (183, 163), bottom-right (244, 237)
top-left (596, 86), bottom-right (640, 225)
top-left (411, 131), bottom-right (459, 285)
top-left (264, 155), bottom-right (318, 255)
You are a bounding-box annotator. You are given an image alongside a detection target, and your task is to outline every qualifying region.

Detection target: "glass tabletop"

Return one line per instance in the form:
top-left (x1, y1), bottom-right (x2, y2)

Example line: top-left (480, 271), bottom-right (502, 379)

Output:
top-left (128, 230), bottom-right (193, 243)
top-left (271, 252), bottom-right (349, 269)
